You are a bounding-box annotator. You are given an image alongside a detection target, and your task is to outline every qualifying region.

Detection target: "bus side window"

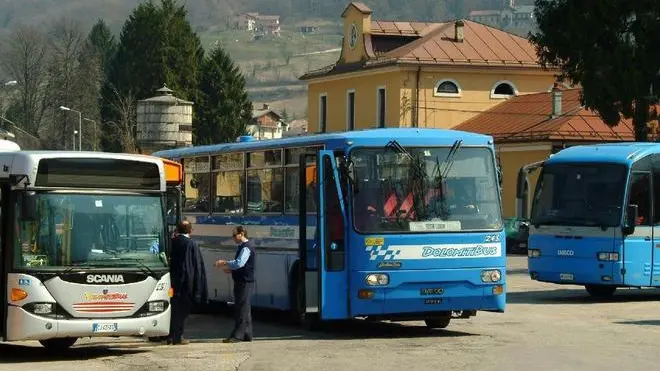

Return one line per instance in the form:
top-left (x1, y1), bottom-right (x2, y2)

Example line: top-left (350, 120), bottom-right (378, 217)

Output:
top-left (630, 172), bottom-right (651, 226)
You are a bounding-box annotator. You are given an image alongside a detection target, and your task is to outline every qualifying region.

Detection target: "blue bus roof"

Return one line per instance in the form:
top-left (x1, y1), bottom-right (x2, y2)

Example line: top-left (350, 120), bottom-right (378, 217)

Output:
top-left (546, 142), bottom-right (660, 165)
top-left (153, 128), bottom-right (494, 159)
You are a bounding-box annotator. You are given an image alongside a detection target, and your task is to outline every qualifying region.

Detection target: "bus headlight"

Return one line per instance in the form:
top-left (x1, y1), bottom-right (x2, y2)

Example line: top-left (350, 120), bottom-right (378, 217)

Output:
top-left (148, 301), bottom-right (166, 312)
top-left (528, 249), bottom-right (541, 258)
top-left (597, 252), bottom-right (619, 261)
top-left (481, 270), bottom-right (502, 283)
top-left (23, 302), bottom-right (54, 314)
top-left (365, 273), bottom-right (389, 286)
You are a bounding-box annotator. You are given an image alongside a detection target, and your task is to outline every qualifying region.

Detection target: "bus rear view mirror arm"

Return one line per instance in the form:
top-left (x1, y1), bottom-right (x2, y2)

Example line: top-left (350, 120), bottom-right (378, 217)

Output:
top-left (20, 191), bottom-right (38, 222)
top-left (623, 204), bottom-right (639, 236)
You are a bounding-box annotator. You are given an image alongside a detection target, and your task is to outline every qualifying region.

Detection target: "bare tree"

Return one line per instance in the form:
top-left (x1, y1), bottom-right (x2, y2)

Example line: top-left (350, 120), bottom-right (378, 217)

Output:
top-left (45, 17), bottom-right (85, 150)
top-left (107, 86), bottom-right (138, 153)
top-left (0, 24), bottom-right (48, 136)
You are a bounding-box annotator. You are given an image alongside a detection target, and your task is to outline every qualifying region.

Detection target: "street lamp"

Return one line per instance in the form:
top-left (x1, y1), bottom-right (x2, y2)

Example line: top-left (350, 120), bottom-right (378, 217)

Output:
top-left (59, 106), bottom-right (82, 151)
top-left (83, 118), bottom-right (97, 151)
top-left (73, 130), bottom-right (78, 151)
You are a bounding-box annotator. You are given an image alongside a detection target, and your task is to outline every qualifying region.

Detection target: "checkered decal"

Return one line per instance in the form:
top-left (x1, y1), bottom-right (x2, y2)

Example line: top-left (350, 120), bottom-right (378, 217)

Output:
top-left (365, 245), bottom-right (401, 261)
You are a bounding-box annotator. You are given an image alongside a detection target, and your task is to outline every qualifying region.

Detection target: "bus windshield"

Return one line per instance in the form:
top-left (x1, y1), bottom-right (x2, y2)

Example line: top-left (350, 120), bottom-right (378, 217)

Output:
top-left (351, 146), bottom-right (502, 233)
top-left (14, 193), bottom-right (168, 270)
top-left (530, 163), bottom-right (627, 227)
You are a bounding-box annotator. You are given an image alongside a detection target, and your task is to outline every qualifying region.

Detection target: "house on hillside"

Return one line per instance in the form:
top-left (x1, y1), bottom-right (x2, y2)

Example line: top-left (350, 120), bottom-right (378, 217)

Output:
top-left (299, 2), bottom-right (558, 133)
top-left (249, 104), bottom-right (288, 139)
top-left (234, 12), bottom-right (281, 36)
top-left (468, 0), bottom-right (536, 30)
top-left (454, 85), bottom-right (645, 218)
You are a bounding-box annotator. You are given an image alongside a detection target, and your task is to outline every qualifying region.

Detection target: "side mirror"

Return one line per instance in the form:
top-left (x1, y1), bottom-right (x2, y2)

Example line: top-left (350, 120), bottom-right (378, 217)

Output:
top-left (623, 204), bottom-right (638, 235)
top-left (20, 191), bottom-right (38, 221)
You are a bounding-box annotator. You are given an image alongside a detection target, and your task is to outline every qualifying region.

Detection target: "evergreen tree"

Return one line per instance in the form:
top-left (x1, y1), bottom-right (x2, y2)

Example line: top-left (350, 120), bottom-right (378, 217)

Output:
top-left (86, 19), bottom-right (117, 77)
top-left (101, 0), bottom-right (203, 151)
top-left (195, 46), bottom-right (252, 145)
top-left (531, 0), bottom-right (660, 141)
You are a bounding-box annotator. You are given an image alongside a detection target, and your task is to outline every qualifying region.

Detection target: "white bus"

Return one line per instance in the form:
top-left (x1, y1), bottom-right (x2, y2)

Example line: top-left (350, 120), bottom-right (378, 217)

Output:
top-left (0, 142), bottom-right (180, 350)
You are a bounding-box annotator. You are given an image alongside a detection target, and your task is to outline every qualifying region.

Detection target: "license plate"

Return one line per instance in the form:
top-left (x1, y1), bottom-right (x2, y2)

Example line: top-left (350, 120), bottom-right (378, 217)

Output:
top-left (559, 273), bottom-right (574, 281)
top-left (424, 299), bottom-right (442, 304)
top-left (420, 288), bottom-right (444, 295)
top-left (92, 322), bottom-right (118, 333)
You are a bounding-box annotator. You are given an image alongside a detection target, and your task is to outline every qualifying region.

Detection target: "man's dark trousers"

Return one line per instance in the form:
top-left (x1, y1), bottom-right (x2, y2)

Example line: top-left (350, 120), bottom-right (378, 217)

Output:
top-left (170, 291), bottom-right (193, 343)
top-left (230, 281), bottom-right (254, 340)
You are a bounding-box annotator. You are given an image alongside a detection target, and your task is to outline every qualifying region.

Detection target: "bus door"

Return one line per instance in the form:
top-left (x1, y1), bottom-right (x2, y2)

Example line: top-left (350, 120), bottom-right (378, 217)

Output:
top-left (298, 151), bottom-right (349, 321)
top-left (0, 184), bottom-right (8, 338)
top-left (651, 155), bottom-right (660, 285)
top-left (624, 159), bottom-right (653, 286)
top-left (165, 185), bottom-right (182, 234)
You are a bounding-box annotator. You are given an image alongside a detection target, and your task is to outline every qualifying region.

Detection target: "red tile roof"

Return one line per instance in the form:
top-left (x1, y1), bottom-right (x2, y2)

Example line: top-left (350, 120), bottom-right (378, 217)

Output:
top-left (454, 89), bottom-right (637, 143)
top-left (300, 9), bottom-right (553, 80)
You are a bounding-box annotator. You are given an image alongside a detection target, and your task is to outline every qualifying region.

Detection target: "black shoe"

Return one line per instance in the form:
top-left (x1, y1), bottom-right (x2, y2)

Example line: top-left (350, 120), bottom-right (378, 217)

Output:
top-left (222, 337), bottom-right (241, 343)
top-left (243, 335), bottom-right (252, 342)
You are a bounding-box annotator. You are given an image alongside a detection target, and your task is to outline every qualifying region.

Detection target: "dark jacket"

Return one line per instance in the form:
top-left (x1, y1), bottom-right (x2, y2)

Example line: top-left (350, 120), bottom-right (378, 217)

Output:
top-left (231, 240), bottom-right (256, 283)
top-left (170, 234), bottom-right (208, 304)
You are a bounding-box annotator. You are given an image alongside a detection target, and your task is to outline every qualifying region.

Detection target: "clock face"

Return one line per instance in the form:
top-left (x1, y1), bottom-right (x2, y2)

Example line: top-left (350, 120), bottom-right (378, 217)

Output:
top-left (349, 23), bottom-right (358, 49)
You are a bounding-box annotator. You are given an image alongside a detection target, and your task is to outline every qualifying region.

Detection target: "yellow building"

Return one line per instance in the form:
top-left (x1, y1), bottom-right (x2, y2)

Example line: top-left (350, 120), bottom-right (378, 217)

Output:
top-left (299, 2), bottom-right (559, 132)
top-left (455, 87), bottom-right (637, 218)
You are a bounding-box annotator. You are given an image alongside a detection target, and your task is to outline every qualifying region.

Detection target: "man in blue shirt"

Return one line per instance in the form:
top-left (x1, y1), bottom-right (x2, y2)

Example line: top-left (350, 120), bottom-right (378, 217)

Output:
top-left (215, 226), bottom-right (256, 343)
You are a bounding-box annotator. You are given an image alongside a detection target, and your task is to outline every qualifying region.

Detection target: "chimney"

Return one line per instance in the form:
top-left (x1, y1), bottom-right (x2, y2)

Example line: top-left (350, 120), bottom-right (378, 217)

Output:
top-left (454, 20), bottom-right (464, 43)
top-left (262, 103), bottom-right (270, 110)
top-left (551, 83), bottom-right (562, 118)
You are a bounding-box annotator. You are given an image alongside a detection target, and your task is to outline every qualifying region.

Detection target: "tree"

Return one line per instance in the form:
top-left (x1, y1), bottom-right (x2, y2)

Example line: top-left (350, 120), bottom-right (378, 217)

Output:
top-left (0, 24), bottom-right (48, 136)
top-left (530, 0), bottom-right (660, 141)
top-left (195, 46), bottom-right (252, 145)
top-left (86, 19), bottom-right (117, 77)
top-left (281, 107), bottom-right (289, 122)
top-left (45, 17), bottom-right (86, 150)
top-left (102, 0), bottom-right (204, 151)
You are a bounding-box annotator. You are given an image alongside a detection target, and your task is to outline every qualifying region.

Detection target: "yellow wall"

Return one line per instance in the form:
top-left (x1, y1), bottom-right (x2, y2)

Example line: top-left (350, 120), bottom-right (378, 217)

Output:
top-left (400, 69), bottom-right (556, 128)
top-left (307, 70), bottom-right (401, 132)
top-left (496, 144), bottom-right (552, 218)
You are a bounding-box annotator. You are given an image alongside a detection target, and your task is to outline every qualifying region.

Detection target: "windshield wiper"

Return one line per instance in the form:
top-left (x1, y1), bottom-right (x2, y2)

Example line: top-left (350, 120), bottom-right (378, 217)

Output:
top-left (441, 139), bottom-right (463, 178)
top-left (114, 257), bottom-right (157, 277)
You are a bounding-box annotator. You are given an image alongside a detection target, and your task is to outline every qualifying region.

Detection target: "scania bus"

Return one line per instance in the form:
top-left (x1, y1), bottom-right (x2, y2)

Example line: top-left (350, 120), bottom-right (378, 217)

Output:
top-left (521, 143), bottom-right (660, 297)
top-left (154, 128), bottom-right (506, 329)
top-left (0, 144), bottom-right (180, 349)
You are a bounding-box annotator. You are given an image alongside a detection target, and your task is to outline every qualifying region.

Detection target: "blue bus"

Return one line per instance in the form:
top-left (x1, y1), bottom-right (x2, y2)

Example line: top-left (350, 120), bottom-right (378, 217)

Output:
top-left (522, 143), bottom-right (660, 297)
top-left (154, 128), bottom-right (505, 328)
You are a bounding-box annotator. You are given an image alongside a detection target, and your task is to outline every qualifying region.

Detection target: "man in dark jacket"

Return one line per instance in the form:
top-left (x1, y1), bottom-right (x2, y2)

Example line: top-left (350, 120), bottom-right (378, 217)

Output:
top-left (167, 220), bottom-right (208, 345)
top-left (215, 226), bottom-right (256, 343)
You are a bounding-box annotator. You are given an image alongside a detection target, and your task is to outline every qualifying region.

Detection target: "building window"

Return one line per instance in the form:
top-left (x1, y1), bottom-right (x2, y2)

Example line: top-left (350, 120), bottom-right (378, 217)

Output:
top-left (377, 87), bottom-right (385, 128)
top-left (346, 89), bottom-right (355, 131)
top-left (490, 80), bottom-right (517, 99)
top-left (434, 79), bottom-right (462, 97)
top-left (319, 93), bottom-right (327, 132)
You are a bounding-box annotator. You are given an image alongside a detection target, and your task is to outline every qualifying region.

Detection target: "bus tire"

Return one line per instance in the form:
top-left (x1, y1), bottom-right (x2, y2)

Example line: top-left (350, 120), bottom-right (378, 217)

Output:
top-left (303, 313), bottom-right (321, 331)
top-left (585, 285), bottom-right (616, 298)
top-left (288, 264), bottom-right (305, 325)
top-left (424, 316), bottom-right (451, 329)
top-left (39, 337), bottom-right (77, 351)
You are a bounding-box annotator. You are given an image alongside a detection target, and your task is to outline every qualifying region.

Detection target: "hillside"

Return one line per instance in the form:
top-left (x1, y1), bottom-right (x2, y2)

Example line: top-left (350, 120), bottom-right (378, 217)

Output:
top-left (0, 0), bottom-right (536, 120)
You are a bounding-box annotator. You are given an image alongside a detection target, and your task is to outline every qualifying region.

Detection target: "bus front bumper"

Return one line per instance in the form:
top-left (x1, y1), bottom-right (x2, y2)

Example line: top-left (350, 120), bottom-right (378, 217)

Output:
top-left (5, 305), bottom-right (171, 341)
top-left (351, 268), bottom-right (506, 318)
top-left (528, 257), bottom-right (619, 285)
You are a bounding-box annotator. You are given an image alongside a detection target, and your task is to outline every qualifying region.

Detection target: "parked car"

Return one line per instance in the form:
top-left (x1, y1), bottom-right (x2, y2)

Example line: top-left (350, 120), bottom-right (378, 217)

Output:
top-left (504, 217), bottom-right (529, 254)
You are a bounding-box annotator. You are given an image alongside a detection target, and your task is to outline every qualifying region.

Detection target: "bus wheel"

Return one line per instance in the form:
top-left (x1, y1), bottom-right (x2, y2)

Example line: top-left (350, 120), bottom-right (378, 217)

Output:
top-left (39, 337), bottom-right (78, 351)
top-left (303, 313), bottom-right (321, 331)
top-left (424, 316), bottom-right (451, 329)
top-left (585, 285), bottom-right (616, 298)
top-left (288, 274), bottom-right (305, 325)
